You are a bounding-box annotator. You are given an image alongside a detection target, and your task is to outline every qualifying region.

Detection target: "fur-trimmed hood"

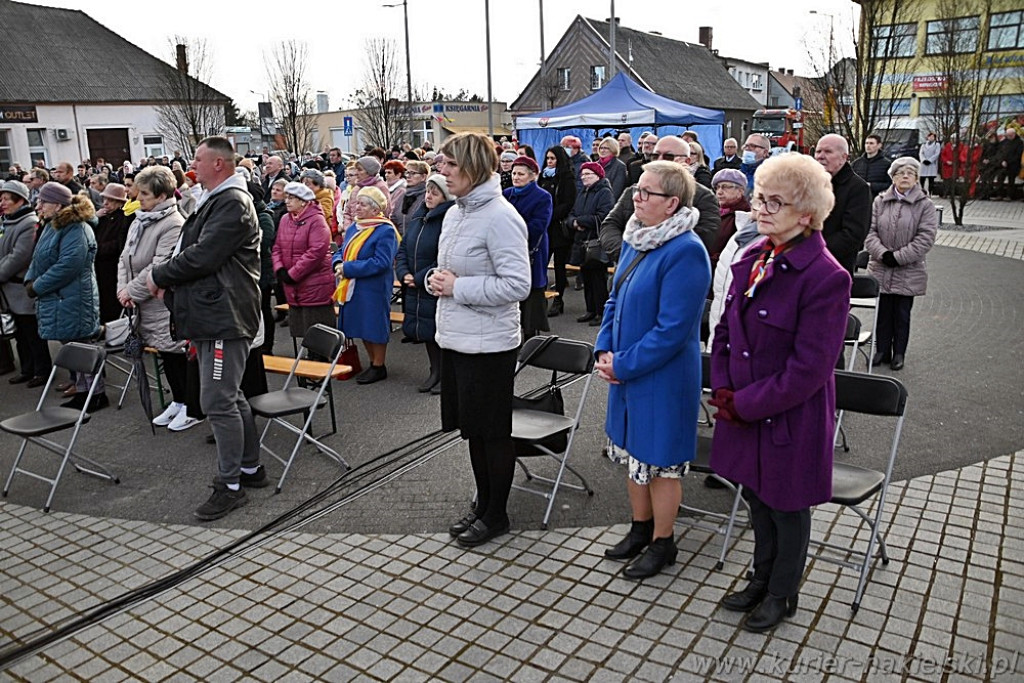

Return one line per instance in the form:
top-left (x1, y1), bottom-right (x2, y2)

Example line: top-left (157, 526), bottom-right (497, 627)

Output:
top-left (52, 194), bottom-right (96, 229)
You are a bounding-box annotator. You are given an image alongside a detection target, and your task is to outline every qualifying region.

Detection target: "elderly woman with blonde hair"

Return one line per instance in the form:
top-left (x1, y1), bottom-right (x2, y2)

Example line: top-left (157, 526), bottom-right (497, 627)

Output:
top-left (710, 153), bottom-right (849, 633)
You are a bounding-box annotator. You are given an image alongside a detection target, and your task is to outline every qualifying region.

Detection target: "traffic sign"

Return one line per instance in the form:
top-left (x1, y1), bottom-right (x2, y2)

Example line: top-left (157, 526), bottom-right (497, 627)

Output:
top-left (794, 97), bottom-right (803, 111)
top-left (343, 116), bottom-right (353, 136)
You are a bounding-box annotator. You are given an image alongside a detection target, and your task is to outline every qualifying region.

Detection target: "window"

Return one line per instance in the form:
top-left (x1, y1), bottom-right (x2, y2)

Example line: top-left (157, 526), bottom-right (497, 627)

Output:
top-left (918, 96), bottom-right (970, 118)
top-left (143, 135), bottom-right (164, 158)
top-left (988, 11), bottom-right (1024, 50)
top-left (0, 129), bottom-right (11, 169)
top-left (871, 23), bottom-right (917, 58)
top-left (26, 128), bottom-right (47, 167)
top-left (873, 98), bottom-right (912, 117)
top-left (751, 74), bottom-right (763, 91)
top-left (981, 93), bottom-right (1024, 122)
top-left (557, 67), bottom-right (570, 91)
top-left (590, 65), bottom-right (606, 90)
top-left (926, 16), bottom-right (980, 54)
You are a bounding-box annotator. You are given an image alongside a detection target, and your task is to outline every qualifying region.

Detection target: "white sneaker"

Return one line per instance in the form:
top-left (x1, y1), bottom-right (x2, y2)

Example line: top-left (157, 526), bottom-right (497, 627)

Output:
top-left (152, 402), bottom-right (185, 427)
top-left (168, 411), bottom-right (203, 432)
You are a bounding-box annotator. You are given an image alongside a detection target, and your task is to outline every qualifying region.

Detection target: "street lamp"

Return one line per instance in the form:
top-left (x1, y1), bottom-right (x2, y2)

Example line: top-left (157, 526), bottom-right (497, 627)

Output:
top-left (383, 0), bottom-right (415, 146)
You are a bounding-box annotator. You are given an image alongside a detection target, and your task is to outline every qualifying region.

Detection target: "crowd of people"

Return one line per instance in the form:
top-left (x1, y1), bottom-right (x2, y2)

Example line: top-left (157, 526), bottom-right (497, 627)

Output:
top-left (0, 121), bottom-right (959, 635)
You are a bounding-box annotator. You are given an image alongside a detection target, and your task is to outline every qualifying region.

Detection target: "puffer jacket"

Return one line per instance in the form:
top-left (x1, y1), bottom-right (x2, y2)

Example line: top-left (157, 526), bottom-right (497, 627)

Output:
top-left (864, 184), bottom-right (938, 297)
top-left (271, 201), bottom-right (335, 307)
top-left (117, 199), bottom-right (185, 351)
top-left (0, 205), bottom-right (39, 315)
top-left (434, 175), bottom-right (530, 354)
top-left (25, 196), bottom-right (100, 342)
top-left (395, 199), bottom-right (454, 341)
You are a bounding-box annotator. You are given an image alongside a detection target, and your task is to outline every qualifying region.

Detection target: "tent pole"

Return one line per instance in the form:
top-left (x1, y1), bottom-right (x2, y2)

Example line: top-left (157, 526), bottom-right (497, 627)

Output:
top-left (609, 1), bottom-right (617, 78)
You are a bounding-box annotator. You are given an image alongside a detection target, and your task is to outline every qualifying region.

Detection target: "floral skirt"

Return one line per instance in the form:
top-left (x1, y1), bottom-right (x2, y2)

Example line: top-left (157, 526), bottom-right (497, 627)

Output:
top-left (606, 440), bottom-right (688, 486)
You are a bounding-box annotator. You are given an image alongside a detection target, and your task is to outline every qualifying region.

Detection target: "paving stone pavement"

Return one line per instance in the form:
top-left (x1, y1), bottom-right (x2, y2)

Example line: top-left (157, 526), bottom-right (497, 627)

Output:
top-left (0, 214), bottom-right (1022, 681)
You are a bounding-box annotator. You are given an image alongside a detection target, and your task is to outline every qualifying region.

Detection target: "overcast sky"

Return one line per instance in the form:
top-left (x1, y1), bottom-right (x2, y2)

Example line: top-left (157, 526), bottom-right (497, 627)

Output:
top-left (27, 0), bottom-right (858, 113)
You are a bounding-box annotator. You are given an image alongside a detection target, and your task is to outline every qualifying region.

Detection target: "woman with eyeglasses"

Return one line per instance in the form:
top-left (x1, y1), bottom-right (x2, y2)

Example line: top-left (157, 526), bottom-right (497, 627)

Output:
top-left (565, 162), bottom-right (614, 325)
top-left (596, 162), bottom-right (710, 580)
top-left (687, 142), bottom-right (714, 189)
top-left (537, 146), bottom-right (577, 318)
top-left (398, 160), bottom-right (430, 231)
top-left (430, 132), bottom-right (530, 549)
top-left (863, 157), bottom-right (938, 371)
top-left (383, 160), bottom-right (408, 235)
top-left (709, 154), bottom-right (849, 633)
top-left (594, 137), bottom-right (628, 200)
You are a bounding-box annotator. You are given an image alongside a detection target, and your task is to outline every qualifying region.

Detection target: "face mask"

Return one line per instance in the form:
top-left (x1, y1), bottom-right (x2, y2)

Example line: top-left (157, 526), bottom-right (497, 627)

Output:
top-left (562, 146), bottom-right (574, 157)
top-left (742, 150), bottom-right (757, 165)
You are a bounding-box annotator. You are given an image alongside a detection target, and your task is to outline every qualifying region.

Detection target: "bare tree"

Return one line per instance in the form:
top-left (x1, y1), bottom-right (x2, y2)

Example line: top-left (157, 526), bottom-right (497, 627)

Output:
top-left (351, 38), bottom-right (406, 149)
top-left (264, 40), bottom-right (318, 155)
top-left (923, 0), bottom-right (1000, 225)
top-left (156, 37), bottom-right (225, 156)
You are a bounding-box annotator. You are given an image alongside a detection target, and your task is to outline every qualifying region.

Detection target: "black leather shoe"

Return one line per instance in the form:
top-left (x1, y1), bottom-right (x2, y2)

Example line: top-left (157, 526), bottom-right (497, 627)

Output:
top-left (418, 370), bottom-right (440, 393)
top-left (456, 518), bottom-right (510, 547)
top-left (890, 354), bottom-right (904, 371)
top-left (61, 394), bottom-right (87, 410)
top-left (355, 365), bottom-right (388, 385)
top-left (576, 312), bottom-right (596, 323)
top-left (547, 296), bottom-right (563, 317)
top-left (743, 594), bottom-right (798, 633)
top-left (871, 351), bottom-right (891, 367)
top-left (86, 393), bottom-right (110, 413)
top-left (720, 579), bottom-right (769, 612)
top-left (26, 376), bottom-right (47, 388)
top-left (588, 318), bottom-right (601, 327)
top-left (448, 512), bottom-right (478, 537)
top-left (623, 535), bottom-right (677, 579)
top-left (8, 374), bottom-right (32, 385)
top-left (604, 519), bottom-right (653, 560)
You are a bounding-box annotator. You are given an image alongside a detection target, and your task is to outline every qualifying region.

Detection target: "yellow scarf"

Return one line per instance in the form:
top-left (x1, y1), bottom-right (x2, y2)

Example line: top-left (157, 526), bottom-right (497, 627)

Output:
top-left (332, 217), bottom-right (400, 304)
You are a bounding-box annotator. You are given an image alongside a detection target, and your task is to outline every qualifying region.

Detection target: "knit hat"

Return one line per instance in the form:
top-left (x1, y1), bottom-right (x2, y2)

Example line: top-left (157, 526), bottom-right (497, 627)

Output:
top-left (425, 174), bottom-right (453, 202)
top-left (711, 168), bottom-right (747, 189)
top-left (512, 156), bottom-right (539, 174)
top-left (283, 181), bottom-right (315, 202)
top-left (580, 161), bottom-right (605, 179)
top-left (0, 179), bottom-right (30, 203)
top-left (300, 168), bottom-right (326, 187)
top-left (500, 151), bottom-right (518, 162)
top-left (887, 156), bottom-right (920, 179)
top-left (356, 156), bottom-right (382, 176)
top-left (100, 183), bottom-right (128, 202)
top-left (356, 186), bottom-right (389, 212)
top-left (37, 181), bottom-right (73, 206)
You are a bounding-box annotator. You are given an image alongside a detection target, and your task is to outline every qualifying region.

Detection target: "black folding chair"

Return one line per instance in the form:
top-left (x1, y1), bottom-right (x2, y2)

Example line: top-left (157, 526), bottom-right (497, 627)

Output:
top-left (2, 342), bottom-right (120, 512)
top-left (511, 336), bottom-right (596, 530)
top-left (850, 274), bottom-right (880, 372)
top-left (814, 370), bottom-right (909, 613)
top-left (248, 324), bottom-right (350, 493)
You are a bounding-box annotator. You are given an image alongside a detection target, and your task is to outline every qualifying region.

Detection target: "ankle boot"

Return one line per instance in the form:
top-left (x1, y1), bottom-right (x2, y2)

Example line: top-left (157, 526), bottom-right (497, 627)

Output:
top-left (720, 578), bottom-right (769, 612)
top-left (419, 341), bottom-right (442, 392)
top-left (604, 519), bottom-right (654, 560)
top-left (547, 295), bottom-right (563, 317)
top-left (743, 594), bottom-right (798, 633)
top-left (623, 535), bottom-right (677, 579)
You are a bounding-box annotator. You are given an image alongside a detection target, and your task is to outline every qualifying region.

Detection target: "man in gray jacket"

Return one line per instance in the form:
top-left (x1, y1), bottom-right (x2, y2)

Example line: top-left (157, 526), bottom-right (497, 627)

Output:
top-left (149, 136), bottom-right (264, 521)
top-left (599, 135), bottom-right (722, 262)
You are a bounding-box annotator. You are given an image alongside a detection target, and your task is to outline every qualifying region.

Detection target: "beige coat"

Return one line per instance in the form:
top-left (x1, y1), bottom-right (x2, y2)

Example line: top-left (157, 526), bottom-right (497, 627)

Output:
top-left (864, 184), bottom-right (938, 297)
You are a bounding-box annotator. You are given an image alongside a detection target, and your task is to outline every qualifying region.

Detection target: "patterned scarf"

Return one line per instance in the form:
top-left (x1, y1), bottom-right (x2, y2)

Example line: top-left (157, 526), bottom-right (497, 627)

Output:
top-left (332, 216), bottom-right (400, 305)
top-left (126, 199), bottom-right (178, 256)
top-left (622, 206), bottom-right (699, 252)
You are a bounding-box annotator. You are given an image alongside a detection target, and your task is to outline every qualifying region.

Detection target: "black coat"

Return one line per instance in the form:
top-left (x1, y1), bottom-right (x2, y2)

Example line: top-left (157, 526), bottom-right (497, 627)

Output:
top-left (566, 179), bottom-right (615, 242)
top-left (851, 153), bottom-right (892, 197)
top-left (822, 163), bottom-right (872, 274)
top-left (998, 136), bottom-right (1024, 176)
top-left (92, 208), bottom-right (130, 322)
top-left (395, 200), bottom-right (453, 341)
top-left (712, 156), bottom-right (742, 175)
top-left (539, 171), bottom-right (577, 248)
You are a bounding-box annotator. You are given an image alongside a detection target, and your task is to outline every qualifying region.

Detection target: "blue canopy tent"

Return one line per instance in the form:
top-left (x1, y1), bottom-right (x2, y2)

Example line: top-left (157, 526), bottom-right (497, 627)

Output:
top-left (516, 72), bottom-right (726, 161)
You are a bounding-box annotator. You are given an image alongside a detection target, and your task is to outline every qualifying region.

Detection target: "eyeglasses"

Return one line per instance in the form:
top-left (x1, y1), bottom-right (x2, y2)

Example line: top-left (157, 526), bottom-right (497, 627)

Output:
top-left (750, 196), bottom-right (794, 215)
top-left (632, 186), bottom-right (674, 202)
top-left (743, 143), bottom-right (769, 151)
top-left (650, 152), bottom-right (680, 161)
top-left (580, 171), bottom-right (597, 177)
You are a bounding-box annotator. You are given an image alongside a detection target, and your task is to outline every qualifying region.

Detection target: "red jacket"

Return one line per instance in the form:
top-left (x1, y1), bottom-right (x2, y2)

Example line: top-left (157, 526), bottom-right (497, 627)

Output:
top-left (271, 202), bottom-right (336, 307)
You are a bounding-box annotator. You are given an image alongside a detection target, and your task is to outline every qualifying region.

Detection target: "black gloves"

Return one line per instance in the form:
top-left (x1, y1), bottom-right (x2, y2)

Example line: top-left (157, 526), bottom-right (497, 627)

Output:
top-left (25, 282), bottom-right (36, 298)
top-left (275, 268), bottom-right (296, 285)
top-left (881, 251), bottom-right (899, 268)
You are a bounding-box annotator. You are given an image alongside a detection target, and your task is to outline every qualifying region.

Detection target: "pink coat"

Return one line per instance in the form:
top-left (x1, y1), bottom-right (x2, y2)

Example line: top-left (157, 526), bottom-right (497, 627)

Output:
top-left (271, 202), bottom-right (336, 307)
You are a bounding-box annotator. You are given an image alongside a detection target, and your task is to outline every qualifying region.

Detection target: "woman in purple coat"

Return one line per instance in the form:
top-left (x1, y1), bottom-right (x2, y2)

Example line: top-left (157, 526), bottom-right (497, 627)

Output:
top-left (709, 154), bottom-right (850, 633)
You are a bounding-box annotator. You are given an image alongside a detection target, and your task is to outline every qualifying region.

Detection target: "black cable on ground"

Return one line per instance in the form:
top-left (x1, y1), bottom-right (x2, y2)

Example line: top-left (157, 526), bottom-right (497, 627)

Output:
top-left (0, 428), bottom-right (462, 671)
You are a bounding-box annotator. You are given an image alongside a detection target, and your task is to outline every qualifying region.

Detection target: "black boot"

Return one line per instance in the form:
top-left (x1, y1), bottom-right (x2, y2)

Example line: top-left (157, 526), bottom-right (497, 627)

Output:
top-left (623, 535), bottom-right (677, 579)
top-left (890, 354), bottom-right (904, 371)
top-left (871, 350), bottom-right (890, 367)
top-left (604, 519), bottom-right (654, 560)
top-left (419, 341), bottom-right (442, 392)
top-left (547, 295), bottom-right (563, 317)
top-left (743, 594), bottom-right (798, 633)
top-left (720, 578), bottom-right (769, 612)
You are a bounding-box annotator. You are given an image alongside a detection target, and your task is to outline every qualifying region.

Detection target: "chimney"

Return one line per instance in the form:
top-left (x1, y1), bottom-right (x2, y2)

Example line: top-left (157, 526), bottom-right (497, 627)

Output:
top-left (606, 16), bottom-right (620, 24)
top-left (778, 67), bottom-right (786, 74)
top-left (175, 44), bottom-right (188, 74)
top-left (787, 69), bottom-right (794, 76)
top-left (698, 27), bottom-right (713, 50)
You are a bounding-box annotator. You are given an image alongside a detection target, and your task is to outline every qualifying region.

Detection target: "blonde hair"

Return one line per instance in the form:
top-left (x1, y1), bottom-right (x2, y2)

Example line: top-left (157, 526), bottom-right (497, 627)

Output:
top-left (597, 137), bottom-right (620, 156)
top-left (438, 132), bottom-right (498, 188)
top-left (688, 142), bottom-right (708, 168)
top-left (753, 154), bottom-right (835, 231)
top-left (642, 161), bottom-right (695, 208)
top-left (406, 160), bottom-right (430, 176)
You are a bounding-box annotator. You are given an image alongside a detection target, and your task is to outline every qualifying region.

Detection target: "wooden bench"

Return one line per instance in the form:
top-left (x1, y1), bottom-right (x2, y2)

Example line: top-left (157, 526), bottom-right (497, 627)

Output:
top-left (262, 355), bottom-right (353, 435)
top-left (562, 264), bottom-right (616, 275)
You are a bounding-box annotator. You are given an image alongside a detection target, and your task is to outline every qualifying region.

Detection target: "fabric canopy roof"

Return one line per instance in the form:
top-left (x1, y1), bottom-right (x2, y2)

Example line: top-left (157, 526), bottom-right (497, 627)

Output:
top-left (516, 72), bottom-right (724, 129)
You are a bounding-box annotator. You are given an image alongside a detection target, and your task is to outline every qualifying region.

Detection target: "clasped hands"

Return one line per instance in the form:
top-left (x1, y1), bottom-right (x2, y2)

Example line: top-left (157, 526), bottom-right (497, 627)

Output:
top-left (427, 269), bottom-right (456, 297)
top-left (595, 351), bottom-right (619, 384)
top-left (708, 388), bottom-right (746, 424)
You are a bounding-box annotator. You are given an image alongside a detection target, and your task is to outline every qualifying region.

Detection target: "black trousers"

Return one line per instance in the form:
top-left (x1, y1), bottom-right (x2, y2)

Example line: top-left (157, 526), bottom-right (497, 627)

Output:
top-left (581, 263), bottom-right (609, 315)
top-left (260, 285), bottom-right (275, 353)
top-left (875, 294), bottom-right (914, 357)
top-left (159, 351), bottom-right (188, 404)
top-left (745, 487), bottom-right (811, 598)
top-left (550, 244), bottom-right (571, 297)
top-left (11, 313), bottom-right (52, 379)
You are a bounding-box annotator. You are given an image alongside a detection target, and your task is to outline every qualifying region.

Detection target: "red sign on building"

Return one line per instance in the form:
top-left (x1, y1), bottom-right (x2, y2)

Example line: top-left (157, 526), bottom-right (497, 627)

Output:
top-left (913, 76), bottom-right (947, 92)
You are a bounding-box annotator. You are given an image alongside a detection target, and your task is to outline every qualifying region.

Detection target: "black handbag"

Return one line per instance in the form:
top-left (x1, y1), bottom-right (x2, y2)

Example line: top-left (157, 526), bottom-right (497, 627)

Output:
top-left (582, 239), bottom-right (609, 268)
top-left (511, 336), bottom-right (568, 456)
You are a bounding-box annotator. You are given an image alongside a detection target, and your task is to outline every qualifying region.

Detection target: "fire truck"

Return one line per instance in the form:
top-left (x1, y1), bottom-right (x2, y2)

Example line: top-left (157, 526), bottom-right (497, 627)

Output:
top-left (751, 109), bottom-right (807, 154)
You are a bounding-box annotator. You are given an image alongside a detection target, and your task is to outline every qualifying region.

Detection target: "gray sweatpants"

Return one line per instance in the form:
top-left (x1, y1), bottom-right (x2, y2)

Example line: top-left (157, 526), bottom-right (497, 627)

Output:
top-left (196, 338), bottom-right (259, 485)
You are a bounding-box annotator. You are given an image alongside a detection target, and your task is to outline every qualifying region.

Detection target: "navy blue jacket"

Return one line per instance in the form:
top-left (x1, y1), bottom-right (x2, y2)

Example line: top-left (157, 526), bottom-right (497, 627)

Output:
top-left (504, 182), bottom-right (553, 289)
top-left (394, 199), bottom-right (453, 341)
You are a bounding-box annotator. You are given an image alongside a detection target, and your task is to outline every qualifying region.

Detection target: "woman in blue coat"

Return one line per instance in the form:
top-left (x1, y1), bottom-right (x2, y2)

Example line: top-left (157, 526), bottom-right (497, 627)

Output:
top-left (503, 156), bottom-right (553, 340)
top-left (709, 154), bottom-right (850, 633)
top-left (332, 186), bottom-right (400, 385)
top-left (595, 162), bottom-right (711, 580)
top-left (395, 174), bottom-right (454, 393)
top-left (25, 182), bottom-right (106, 411)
